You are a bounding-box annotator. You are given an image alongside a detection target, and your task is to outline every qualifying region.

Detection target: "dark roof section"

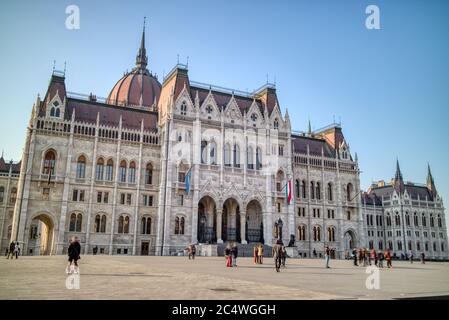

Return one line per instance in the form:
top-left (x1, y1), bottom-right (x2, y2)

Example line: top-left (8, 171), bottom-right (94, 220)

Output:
top-left (190, 86), bottom-right (264, 115)
top-left (39, 73), bottom-right (67, 117)
top-left (0, 157), bottom-right (21, 174)
top-left (362, 192), bottom-right (383, 206)
top-left (65, 98), bottom-right (159, 132)
top-left (291, 134), bottom-right (336, 157)
top-left (366, 183), bottom-right (434, 205)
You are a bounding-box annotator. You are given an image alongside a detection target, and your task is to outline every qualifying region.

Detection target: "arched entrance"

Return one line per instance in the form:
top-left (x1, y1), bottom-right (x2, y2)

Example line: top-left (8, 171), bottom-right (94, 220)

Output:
top-left (246, 200), bottom-right (264, 243)
top-left (344, 230), bottom-right (357, 251)
top-left (222, 198), bottom-right (240, 242)
top-left (28, 213), bottom-right (55, 255)
top-left (197, 196), bottom-right (216, 243)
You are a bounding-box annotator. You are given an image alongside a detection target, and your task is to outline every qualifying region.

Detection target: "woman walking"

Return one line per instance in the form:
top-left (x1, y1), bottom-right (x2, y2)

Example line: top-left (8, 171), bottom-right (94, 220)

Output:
top-left (385, 248), bottom-right (392, 269)
top-left (224, 245), bottom-right (232, 268)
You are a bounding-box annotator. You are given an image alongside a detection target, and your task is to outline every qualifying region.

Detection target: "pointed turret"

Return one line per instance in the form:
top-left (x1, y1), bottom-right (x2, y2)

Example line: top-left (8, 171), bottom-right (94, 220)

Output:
top-left (427, 163), bottom-right (437, 198)
top-left (136, 17), bottom-right (148, 70)
top-left (308, 118), bottom-right (312, 137)
top-left (393, 159), bottom-right (405, 193)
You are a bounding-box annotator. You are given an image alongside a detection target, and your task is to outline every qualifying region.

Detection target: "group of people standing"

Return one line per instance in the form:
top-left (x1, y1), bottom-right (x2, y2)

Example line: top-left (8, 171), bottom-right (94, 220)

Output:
top-left (350, 247), bottom-right (426, 268)
top-left (224, 243), bottom-right (239, 267)
top-left (5, 241), bottom-right (20, 259)
top-left (253, 243), bottom-right (265, 265)
top-left (186, 244), bottom-right (196, 260)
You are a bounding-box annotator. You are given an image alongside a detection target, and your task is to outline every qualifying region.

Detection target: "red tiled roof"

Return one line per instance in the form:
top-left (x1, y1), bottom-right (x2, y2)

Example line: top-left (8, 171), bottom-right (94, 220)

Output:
top-left (66, 98), bottom-right (159, 131)
top-left (0, 157), bottom-right (21, 173)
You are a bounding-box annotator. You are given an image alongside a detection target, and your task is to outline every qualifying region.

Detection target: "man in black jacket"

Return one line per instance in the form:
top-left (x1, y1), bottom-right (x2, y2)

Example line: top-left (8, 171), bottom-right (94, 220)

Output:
top-left (66, 236), bottom-right (81, 274)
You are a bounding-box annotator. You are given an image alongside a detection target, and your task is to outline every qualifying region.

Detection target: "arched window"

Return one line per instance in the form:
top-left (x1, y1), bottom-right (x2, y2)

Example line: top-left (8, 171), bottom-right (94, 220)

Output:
top-left (50, 107), bottom-right (55, 117)
top-left (76, 213), bottom-right (82, 232)
top-left (327, 226), bottom-right (335, 242)
top-left (175, 217), bottom-right (180, 235)
top-left (95, 215), bottom-right (101, 233)
top-left (316, 182), bottom-right (321, 200)
top-left (233, 144), bottom-right (240, 168)
top-left (180, 217), bottom-right (185, 235)
top-left (297, 225), bottom-right (306, 241)
top-left (438, 215), bottom-right (442, 228)
top-left (387, 214), bottom-right (391, 226)
top-left (55, 108), bottom-right (60, 117)
top-left (313, 226), bottom-right (321, 242)
top-left (347, 211), bottom-right (351, 220)
top-left (414, 213), bottom-right (419, 226)
top-left (106, 159), bottom-right (114, 181)
top-left (395, 213), bottom-right (401, 226)
top-left (310, 182), bottom-right (315, 199)
top-left (180, 101), bottom-right (187, 115)
top-left (124, 216), bottom-right (129, 234)
top-left (417, 241), bottom-right (421, 251)
top-left (301, 180), bottom-right (306, 198)
top-left (295, 180), bottom-right (300, 198)
top-left (0, 186), bottom-right (4, 203)
top-left (119, 160), bottom-right (127, 183)
top-left (224, 143), bottom-right (231, 166)
top-left (101, 215), bottom-right (106, 233)
top-left (247, 146), bottom-right (254, 169)
top-left (9, 187), bottom-right (17, 204)
top-left (346, 183), bottom-right (353, 201)
top-left (95, 158), bottom-right (104, 180)
top-left (118, 216), bottom-right (124, 233)
top-left (76, 155), bottom-right (86, 179)
top-left (256, 147), bottom-right (262, 170)
top-left (141, 217), bottom-right (152, 235)
top-left (405, 213), bottom-right (410, 226)
top-left (43, 150), bottom-right (56, 175)
top-left (327, 183), bottom-right (333, 201)
top-left (430, 214), bottom-right (434, 228)
top-left (201, 140), bottom-right (207, 164)
top-left (128, 161), bottom-right (136, 184)
top-left (145, 163), bottom-right (153, 185)
top-left (69, 213), bottom-right (76, 231)
top-left (209, 141), bottom-right (217, 165)
top-left (274, 119), bottom-right (279, 129)
top-left (422, 213), bottom-right (427, 227)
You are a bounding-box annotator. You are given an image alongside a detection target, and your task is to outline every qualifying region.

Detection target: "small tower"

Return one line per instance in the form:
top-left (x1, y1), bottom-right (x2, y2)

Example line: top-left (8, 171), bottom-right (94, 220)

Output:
top-left (393, 159), bottom-right (405, 194)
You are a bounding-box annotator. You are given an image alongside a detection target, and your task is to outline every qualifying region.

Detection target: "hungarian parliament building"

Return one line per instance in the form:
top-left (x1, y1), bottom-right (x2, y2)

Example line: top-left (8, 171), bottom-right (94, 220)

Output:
top-left (1, 27), bottom-right (447, 259)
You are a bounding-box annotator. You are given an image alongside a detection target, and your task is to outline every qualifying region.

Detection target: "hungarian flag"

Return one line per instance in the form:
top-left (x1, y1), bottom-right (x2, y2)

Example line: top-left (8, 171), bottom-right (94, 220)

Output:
top-left (285, 180), bottom-right (292, 205)
top-left (185, 166), bottom-right (192, 195)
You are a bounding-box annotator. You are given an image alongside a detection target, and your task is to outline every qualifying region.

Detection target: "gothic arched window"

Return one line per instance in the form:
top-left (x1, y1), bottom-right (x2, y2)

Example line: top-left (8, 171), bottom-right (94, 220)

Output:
top-left (106, 159), bottom-right (114, 181)
top-left (128, 161), bottom-right (136, 184)
top-left (96, 158), bottom-right (104, 180)
top-left (43, 150), bottom-right (56, 175)
top-left (145, 163), bottom-right (153, 185)
top-left (224, 143), bottom-right (231, 166)
top-left (119, 160), bottom-right (127, 183)
top-left (76, 155), bottom-right (86, 179)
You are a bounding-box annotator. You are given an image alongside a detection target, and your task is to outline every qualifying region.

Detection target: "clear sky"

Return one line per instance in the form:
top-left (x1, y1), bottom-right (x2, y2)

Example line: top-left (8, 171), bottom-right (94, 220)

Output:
top-left (1, 0), bottom-right (448, 226)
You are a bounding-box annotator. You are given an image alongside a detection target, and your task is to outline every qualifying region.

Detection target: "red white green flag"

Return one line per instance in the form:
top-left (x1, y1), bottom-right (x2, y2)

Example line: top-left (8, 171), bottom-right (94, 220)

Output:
top-left (285, 180), bottom-right (292, 205)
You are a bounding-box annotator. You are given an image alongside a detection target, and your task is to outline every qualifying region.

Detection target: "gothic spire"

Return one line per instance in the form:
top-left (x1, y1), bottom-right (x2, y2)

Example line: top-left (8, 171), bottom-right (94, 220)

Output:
top-left (394, 158), bottom-right (404, 193)
top-left (136, 17), bottom-right (148, 70)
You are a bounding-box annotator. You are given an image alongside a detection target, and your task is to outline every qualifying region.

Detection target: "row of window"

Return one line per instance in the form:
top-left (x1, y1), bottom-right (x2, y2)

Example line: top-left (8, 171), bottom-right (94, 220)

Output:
top-left (68, 213), bottom-right (185, 236)
top-left (367, 239), bottom-right (446, 252)
top-left (294, 180), bottom-right (354, 202)
top-left (71, 189), bottom-right (154, 207)
top-left (0, 186), bottom-right (17, 204)
top-left (297, 207), bottom-right (353, 220)
top-left (368, 212), bottom-right (444, 228)
top-left (42, 150), bottom-right (154, 185)
top-left (200, 141), bottom-right (265, 169)
top-left (296, 225), bottom-right (337, 242)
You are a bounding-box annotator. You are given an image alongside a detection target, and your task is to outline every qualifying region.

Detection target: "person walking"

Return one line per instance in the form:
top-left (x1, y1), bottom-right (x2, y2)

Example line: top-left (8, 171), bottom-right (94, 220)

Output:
top-left (93, 246), bottom-right (98, 255)
top-left (420, 252), bottom-right (425, 264)
top-left (224, 245), bottom-right (232, 267)
top-left (358, 248), bottom-right (363, 266)
top-left (313, 248), bottom-right (317, 258)
top-left (385, 248), bottom-right (392, 269)
top-left (231, 243), bottom-right (238, 267)
top-left (325, 246), bottom-right (331, 268)
top-left (377, 251), bottom-right (384, 268)
top-left (66, 236), bottom-right (81, 274)
top-left (13, 242), bottom-right (20, 259)
top-left (352, 248), bottom-right (358, 266)
top-left (191, 244), bottom-right (196, 260)
top-left (370, 248), bottom-right (377, 266)
top-left (257, 244), bottom-right (264, 264)
top-left (6, 241), bottom-right (15, 259)
top-left (272, 240), bottom-right (283, 272)
top-left (409, 251), bottom-right (414, 264)
top-left (281, 245), bottom-right (287, 268)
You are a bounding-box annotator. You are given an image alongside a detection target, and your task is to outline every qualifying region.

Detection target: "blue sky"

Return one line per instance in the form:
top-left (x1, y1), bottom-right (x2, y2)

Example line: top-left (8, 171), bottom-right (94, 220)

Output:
top-left (1, 0), bottom-right (448, 221)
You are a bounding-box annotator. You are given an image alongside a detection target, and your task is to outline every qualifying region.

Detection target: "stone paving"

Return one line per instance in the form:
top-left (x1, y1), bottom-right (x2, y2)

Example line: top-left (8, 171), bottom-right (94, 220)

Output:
top-left (1, 255), bottom-right (449, 300)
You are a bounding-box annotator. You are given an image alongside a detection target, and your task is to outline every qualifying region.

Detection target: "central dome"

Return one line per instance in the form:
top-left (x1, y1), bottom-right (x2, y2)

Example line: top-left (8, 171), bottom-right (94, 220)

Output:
top-left (107, 25), bottom-right (161, 108)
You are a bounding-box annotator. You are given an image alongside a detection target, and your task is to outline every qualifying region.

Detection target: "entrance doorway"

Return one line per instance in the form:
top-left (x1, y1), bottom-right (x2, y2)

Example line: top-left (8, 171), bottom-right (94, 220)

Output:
top-left (28, 214), bottom-right (54, 256)
top-left (141, 241), bottom-right (149, 255)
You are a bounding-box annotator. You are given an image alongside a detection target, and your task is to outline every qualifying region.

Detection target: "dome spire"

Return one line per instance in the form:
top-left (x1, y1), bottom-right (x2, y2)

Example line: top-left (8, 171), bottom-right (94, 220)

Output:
top-left (136, 17), bottom-right (148, 70)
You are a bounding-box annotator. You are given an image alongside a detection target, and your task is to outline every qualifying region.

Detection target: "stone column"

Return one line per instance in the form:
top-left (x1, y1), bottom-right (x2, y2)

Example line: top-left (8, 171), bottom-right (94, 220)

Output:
top-left (240, 211), bottom-right (247, 244)
top-left (216, 208), bottom-right (223, 243)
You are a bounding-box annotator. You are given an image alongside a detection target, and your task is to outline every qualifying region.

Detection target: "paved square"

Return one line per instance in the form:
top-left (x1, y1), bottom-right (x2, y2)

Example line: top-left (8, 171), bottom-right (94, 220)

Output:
top-left (1, 256), bottom-right (449, 299)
